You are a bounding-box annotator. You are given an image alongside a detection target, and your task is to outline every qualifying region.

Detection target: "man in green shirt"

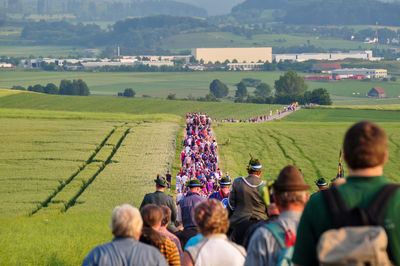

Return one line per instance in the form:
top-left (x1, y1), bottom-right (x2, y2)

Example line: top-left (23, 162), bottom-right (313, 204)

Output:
top-left (293, 121), bottom-right (400, 265)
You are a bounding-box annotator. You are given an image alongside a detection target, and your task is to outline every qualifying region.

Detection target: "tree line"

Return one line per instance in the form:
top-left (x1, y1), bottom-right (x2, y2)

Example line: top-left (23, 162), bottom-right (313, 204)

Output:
top-left (10, 79), bottom-right (90, 96)
top-left (209, 71), bottom-right (332, 105)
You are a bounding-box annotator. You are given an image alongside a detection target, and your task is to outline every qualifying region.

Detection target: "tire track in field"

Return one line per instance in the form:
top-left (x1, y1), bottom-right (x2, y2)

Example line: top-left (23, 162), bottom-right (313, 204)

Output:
top-left (389, 134), bottom-right (400, 153)
top-left (388, 134), bottom-right (400, 163)
top-left (271, 129), bottom-right (322, 178)
top-left (63, 127), bottom-right (131, 212)
top-left (265, 129), bottom-right (296, 165)
top-left (30, 126), bottom-right (119, 216)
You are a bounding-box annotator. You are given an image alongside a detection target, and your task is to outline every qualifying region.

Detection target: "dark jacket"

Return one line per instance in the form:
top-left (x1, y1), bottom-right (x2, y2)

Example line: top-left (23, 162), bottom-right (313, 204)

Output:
top-left (140, 190), bottom-right (177, 223)
top-left (228, 175), bottom-right (268, 227)
top-left (179, 191), bottom-right (205, 228)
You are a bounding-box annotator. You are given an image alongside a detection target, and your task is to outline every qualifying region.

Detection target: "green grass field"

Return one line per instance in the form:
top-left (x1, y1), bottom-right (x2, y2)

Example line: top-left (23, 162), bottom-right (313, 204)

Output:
top-left (1, 71), bottom-right (400, 105)
top-left (0, 111), bottom-right (180, 265)
top-left (215, 121), bottom-right (400, 193)
top-left (1, 92), bottom-right (400, 265)
top-left (0, 92), bottom-right (283, 120)
top-left (161, 32), bottom-right (395, 52)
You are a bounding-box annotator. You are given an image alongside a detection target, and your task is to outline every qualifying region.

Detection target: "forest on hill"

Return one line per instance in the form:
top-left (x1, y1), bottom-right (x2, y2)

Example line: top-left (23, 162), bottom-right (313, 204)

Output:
top-left (230, 0), bottom-right (400, 25)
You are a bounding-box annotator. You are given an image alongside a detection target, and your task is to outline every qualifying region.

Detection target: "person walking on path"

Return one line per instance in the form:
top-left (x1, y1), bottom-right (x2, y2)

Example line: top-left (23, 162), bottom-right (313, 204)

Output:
top-left (245, 165), bottom-right (310, 265)
top-left (175, 179), bottom-right (206, 249)
top-left (228, 158), bottom-right (268, 245)
top-left (140, 205), bottom-right (181, 266)
top-left (182, 199), bottom-right (246, 266)
top-left (83, 204), bottom-right (168, 266)
top-left (140, 175), bottom-right (178, 232)
top-left (292, 121), bottom-right (400, 265)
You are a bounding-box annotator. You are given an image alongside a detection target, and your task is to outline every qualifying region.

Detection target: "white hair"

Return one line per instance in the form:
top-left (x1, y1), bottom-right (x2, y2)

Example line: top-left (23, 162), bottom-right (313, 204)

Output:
top-left (111, 204), bottom-right (143, 238)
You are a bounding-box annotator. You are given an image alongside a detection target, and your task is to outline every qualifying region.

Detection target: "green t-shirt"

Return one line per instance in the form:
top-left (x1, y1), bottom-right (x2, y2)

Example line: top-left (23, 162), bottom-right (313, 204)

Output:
top-left (292, 176), bottom-right (400, 265)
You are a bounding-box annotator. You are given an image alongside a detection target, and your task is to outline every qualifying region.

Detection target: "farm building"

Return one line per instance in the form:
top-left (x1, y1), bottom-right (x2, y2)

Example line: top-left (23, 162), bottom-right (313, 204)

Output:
top-left (192, 47), bottom-right (272, 64)
top-left (332, 68), bottom-right (387, 79)
top-left (368, 87), bottom-right (386, 98)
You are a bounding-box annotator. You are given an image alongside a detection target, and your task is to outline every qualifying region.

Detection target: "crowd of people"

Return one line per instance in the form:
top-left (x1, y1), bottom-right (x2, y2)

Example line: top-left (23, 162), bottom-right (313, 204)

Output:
top-left (83, 120), bottom-right (400, 266)
top-left (216, 102), bottom-right (299, 123)
top-left (175, 113), bottom-right (225, 199)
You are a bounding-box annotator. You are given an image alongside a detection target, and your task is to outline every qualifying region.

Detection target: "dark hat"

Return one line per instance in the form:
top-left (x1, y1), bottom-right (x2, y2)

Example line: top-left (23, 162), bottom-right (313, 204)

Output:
top-left (154, 175), bottom-right (168, 187)
top-left (273, 165), bottom-right (311, 192)
top-left (219, 177), bottom-right (231, 185)
top-left (316, 178), bottom-right (328, 186)
top-left (188, 179), bottom-right (202, 187)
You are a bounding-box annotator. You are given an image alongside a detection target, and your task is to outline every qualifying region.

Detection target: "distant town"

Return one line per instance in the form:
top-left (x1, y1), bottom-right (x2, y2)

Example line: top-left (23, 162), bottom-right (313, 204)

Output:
top-left (0, 47), bottom-right (390, 80)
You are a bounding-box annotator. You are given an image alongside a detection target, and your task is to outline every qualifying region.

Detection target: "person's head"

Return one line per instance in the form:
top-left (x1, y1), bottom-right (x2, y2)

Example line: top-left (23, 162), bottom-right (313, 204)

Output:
top-left (315, 178), bottom-right (328, 190)
top-left (193, 199), bottom-right (229, 236)
top-left (343, 121), bottom-right (388, 170)
top-left (140, 204), bottom-right (162, 231)
top-left (111, 204), bottom-right (143, 239)
top-left (247, 157), bottom-right (263, 175)
top-left (273, 165), bottom-right (310, 211)
top-left (154, 174), bottom-right (168, 190)
top-left (219, 177), bottom-right (231, 190)
top-left (160, 206), bottom-right (171, 228)
top-left (188, 179), bottom-right (202, 193)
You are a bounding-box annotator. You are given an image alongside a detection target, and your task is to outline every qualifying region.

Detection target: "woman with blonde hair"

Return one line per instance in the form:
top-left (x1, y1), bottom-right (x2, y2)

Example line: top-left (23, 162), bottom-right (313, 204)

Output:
top-left (182, 199), bottom-right (246, 266)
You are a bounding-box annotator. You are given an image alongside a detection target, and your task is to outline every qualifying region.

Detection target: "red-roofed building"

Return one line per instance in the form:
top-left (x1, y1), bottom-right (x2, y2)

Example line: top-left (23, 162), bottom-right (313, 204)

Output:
top-left (368, 87), bottom-right (386, 98)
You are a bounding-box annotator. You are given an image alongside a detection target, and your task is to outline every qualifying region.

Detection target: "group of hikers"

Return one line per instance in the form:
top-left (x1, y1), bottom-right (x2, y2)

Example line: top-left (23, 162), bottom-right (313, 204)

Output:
top-left (83, 120), bottom-right (400, 266)
top-left (175, 113), bottom-right (224, 201)
top-left (216, 102), bottom-right (299, 123)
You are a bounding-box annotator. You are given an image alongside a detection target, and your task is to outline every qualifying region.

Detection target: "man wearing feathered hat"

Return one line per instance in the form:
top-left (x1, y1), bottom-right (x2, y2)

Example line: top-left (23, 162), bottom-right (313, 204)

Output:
top-left (228, 157), bottom-right (268, 245)
top-left (140, 174), bottom-right (177, 232)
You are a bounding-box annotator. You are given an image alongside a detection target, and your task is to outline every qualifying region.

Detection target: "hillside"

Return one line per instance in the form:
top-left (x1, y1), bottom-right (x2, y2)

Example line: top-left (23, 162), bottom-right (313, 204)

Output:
top-left (230, 0), bottom-right (400, 26)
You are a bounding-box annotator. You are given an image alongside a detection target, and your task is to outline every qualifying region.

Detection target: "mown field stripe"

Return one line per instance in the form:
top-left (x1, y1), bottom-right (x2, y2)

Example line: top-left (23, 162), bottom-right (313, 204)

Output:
top-left (63, 127), bottom-right (131, 212)
top-left (271, 129), bottom-right (323, 178)
top-left (266, 129), bottom-right (296, 166)
top-left (29, 127), bottom-right (118, 216)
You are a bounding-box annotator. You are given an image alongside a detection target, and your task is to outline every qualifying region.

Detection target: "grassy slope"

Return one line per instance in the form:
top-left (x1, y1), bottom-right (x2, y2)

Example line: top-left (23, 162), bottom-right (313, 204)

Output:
top-left (1, 71), bottom-right (399, 105)
top-left (0, 116), bottom-right (180, 265)
top-left (282, 108), bottom-right (400, 122)
top-left (0, 93), bottom-right (283, 120)
top-left (0, 71), bottom-right (283, 97)
top-left (215, 108), bottom-right (400, 194)
top-left (161, 32), bottom-right (394, 52)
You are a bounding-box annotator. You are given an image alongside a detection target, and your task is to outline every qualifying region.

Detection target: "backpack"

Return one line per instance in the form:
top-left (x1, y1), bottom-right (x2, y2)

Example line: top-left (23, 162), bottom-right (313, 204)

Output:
top-left (317, 184), bottom-right (399, 266)
top-left (264, 222), bottom-right (296, 266)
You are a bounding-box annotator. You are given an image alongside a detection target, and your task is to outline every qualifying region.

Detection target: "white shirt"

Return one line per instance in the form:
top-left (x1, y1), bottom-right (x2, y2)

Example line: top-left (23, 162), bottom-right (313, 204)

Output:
top-left (186, 234), bottom-right (246, 266)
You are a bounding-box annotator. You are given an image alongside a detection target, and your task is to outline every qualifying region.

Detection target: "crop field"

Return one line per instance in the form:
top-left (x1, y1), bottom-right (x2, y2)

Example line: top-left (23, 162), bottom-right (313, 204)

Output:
top-left (214, 120), bottom-right (400, 193)
top-left (0, 92), bottom-right (283, 120)
top-left (0, 111), bottom-right (180, 265)
top-left (1, 71), bottom-right (399, 105)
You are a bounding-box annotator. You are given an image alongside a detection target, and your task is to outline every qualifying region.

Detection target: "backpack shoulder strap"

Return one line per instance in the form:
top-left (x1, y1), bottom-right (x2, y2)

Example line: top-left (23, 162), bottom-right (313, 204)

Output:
top-left (321, 186), bottom-right (348, 228)
top-left (366, 184), bottom-right (400, 225)
top-left (264, 222), bottom-right (286, 249)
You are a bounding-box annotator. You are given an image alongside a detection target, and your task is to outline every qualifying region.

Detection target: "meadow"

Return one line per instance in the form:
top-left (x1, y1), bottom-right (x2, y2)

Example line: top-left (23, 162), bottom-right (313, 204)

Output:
top-left (1, 91), bottom-right (400, 264)
top-left (161, 32), bottom-right (394, 53)
top-left (214, 120), bottom-right (400, 194)
top-left (0, 92), bottom-right (283, 120)
top-left (0, 110), bottom-right (180, 265)
top-left (1, 71), bottom-right (399, 105)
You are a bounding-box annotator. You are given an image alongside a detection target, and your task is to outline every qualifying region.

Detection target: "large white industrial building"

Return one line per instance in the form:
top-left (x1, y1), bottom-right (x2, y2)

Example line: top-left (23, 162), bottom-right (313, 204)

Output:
top-left (192, 47), bottom-right (272, 64)
top-left (273, 50), bottom-right (380, 62)
top-left (332, 68), bottom-right (387, 79)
